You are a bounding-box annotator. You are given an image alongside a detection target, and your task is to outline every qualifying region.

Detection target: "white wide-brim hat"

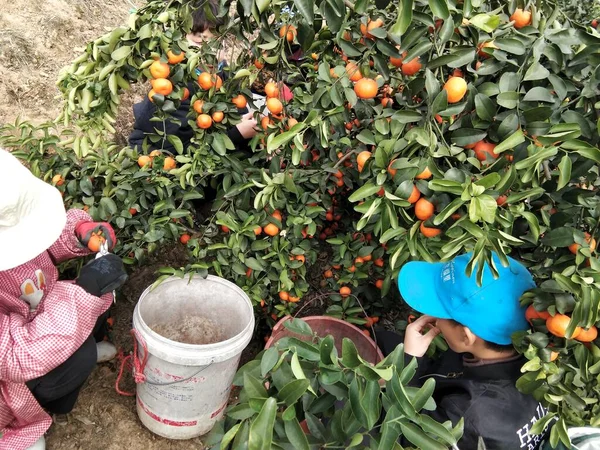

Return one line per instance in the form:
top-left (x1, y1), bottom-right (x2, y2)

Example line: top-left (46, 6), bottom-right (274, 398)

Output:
top-left (0, 149), bottom-right (67, 271)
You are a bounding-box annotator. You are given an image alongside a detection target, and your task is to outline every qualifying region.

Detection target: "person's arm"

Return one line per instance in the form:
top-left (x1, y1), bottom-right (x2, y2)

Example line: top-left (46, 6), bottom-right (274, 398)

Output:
top-left (46, 209), bottom-right (93, 263)
top-left (0, 284), bottom-right (112, 383)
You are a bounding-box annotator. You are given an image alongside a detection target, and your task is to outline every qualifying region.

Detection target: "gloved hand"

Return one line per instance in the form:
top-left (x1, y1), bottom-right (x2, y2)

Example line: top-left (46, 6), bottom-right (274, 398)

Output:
top-left (75, 254), bottom-right (128, 297)
top-left (75, 221), bottom-right (117, 252)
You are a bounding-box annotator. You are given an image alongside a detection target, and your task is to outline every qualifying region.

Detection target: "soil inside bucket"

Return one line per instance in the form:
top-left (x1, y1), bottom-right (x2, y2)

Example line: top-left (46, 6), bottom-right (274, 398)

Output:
top-left (150, 315), bottom-right (225, 345)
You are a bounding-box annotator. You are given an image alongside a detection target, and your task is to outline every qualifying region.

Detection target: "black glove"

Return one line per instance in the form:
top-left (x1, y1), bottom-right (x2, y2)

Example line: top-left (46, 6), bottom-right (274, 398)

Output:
top-left (76, 254), bottom-right (128, 297)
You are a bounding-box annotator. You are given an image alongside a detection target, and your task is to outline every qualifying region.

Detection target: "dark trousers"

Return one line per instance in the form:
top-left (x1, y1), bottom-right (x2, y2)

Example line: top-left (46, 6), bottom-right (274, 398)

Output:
top-left (26, 312), bottom-right (109, 414)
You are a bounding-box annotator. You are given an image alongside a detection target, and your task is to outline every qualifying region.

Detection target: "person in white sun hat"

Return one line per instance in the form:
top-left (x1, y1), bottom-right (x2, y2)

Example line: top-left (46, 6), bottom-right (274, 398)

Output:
top-left (0, 149), bottom-right (128, 450)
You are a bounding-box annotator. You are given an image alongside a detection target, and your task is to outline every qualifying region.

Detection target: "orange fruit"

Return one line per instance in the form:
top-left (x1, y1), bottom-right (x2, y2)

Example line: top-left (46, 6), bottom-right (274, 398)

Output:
top-left (390, 54), bottom-right (403, 68)
top-left (381, 97), bottom-right (393, 107)
top-left (214, 75), bottom-right (223, 90)
top-left (221, 225), bottom-right (230, 233)
top-left (272, 210), bottom-right (283, 221)
top-left (129, 207), bottom-right (138, 215)
top-left (254, 59), bottom-right (264, 69)
top-left (153, 78), bottom-right (173, 96)
top-left (52, 174), bottom-right (64, 186)
top-left (198, 72), bottom-right (214, 90)
top-left (496, 195), bottom-right (507, 206)
top-left (354, 78), bottom-right (378, 99)
top-left (420, 222), bottom-right (442, 238)
top-left (546, 314), bottom-right (582, 339)
top-left (212, 111), bottom-right (224, 123)
top-left (374, 258), bottom-right (384, 267)
top-left (138, 155), bottom-right (152, 168)
top-left (510, 8), bottom-right (532, 29)
top-left (348, 265), bottom-right (356, 273)
top-left (473, 141), bottom-right (499, 162)
top-left (266, 98), bottom-right (283, 114)
top-left (167, 50), bottom-right (185, 64)
top-left (355, 256), bottom-right (365, 264)
top-left (415, 198), bottom-right (434, 221)
top-left (232, 95), bottom-right (247, 108)
top-left (416, 167), bottom-right (432, 180)
top-left (193, 100), bottom-right (204, 114)
top-left (279, 291), bottom-right (289, 301)
top-left (279, 25), bottom-right (297, 41)
top-left (149, 150), bottom-right (161, 157)
top-left (407, 185), bottom-right (421, 204)
top-left (196, 114), bottom-right (213, 129)
top-left (87, 234), bottom-right (105, 252)
top-left (576, 326), bottom-right (598, 342)
top-left (525, 305), bottom-right (551, 324)
top-left (163, 157), bottom-right (176, 170)
top-left (361, 18), bottom-right (384, 38)
top-left (265, 82), bottom-right (279, 98)
top-left (261, 116), bottom-right (273, 130)
top-left (550, 351), bottom-right (558, 361)
top-left (295, 255), bottom-right (306, 264)
top-left (287, 117), bottom-right (298, 129)
top-left (148, 89), bottom-right (158, 102)
top-left (288, 296), bottom-right (300, 303)
top-left (182, 87), bottom-right (190, 100)
top-left (375, 279), bottom-right (384, 289)
top-left (180, 234), bottom-right (191, 244)
top-left (345, 62), bottom-right (363, 82)
top-left (254, 226), bottom-right (262, 236)
top-left (443, 76), bottom-right (468, 103)
top-left (150, 61), bottom-right (170, 79)
top-left (264, 223), bottom-right (280, 236)
top-left (401, 57), bottom-right (422, 76)
top-left (569, 233), bottom-right (597, 254)
top-left (340, 286), bottom-right (352, 297)
top-left (324, 270), bottom-right (333, 278)
top-left (357, 150), bottom-right (372, 172)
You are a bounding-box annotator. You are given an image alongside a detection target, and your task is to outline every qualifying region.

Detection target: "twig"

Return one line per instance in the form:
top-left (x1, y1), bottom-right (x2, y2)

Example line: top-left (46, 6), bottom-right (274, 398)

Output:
top-left (542, 160), bottom-right (552, 181)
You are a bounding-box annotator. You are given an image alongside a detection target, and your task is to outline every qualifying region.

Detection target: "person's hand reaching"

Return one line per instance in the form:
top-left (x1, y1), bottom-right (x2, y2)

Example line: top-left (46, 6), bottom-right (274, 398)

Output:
top-left (404, 315), bottom-right (441, 357)
top-left (236, 112), bottom-right (258, 139)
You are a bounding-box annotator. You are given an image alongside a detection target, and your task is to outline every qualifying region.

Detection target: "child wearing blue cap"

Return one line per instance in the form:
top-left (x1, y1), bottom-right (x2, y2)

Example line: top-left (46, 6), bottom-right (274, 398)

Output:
top-left (377, 252), bottom-right (552, 449)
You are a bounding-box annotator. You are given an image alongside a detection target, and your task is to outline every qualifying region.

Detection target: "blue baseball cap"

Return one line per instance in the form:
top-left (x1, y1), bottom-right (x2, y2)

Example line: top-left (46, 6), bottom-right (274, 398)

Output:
top-left (397, 252), bottom-right (536, 345)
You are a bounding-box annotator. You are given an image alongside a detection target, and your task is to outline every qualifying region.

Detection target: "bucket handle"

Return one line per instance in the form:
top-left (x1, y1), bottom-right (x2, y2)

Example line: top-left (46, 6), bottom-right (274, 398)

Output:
top-left (116, 329), bottom-right (215, 396)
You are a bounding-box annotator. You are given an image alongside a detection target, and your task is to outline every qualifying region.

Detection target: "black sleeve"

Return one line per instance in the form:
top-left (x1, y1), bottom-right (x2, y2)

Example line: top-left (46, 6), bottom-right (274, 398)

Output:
top-left (128, 90), bottom-right (196, 152)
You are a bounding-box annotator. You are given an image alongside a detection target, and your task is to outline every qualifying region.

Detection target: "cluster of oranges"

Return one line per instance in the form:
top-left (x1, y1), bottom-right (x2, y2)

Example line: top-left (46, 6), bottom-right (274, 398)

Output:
top-left (193, 72), bottom-right (226, 129)
top-left (148, 50), bottom-right (188, 102)
top-left (220, 209), bottom-right (283, 238)
top-left (137, 149), bottom-right (176, 171)
top-left (526, 305), bottom-right (598, 361)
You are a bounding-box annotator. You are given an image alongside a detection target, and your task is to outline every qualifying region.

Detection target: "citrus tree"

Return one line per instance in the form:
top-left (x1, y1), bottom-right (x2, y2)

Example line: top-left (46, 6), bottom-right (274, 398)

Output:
top-left (2, 0), bottom-right (600, 446)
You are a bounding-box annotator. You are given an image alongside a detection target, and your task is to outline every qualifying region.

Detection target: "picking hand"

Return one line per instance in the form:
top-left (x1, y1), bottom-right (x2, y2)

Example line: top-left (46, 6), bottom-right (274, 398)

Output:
top-left (76, 221), bottom-right (116, 252)
top-left (236, 112), bottom-right (258, 139)
top-left (76, 254), bottom-right (128, 297)
top-left (404, 315), bottom-right (441, 357)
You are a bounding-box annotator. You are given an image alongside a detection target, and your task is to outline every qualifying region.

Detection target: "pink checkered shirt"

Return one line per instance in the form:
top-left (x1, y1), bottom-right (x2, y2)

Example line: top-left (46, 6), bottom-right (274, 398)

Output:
top-left (0, 209), bottom-right (113, 450)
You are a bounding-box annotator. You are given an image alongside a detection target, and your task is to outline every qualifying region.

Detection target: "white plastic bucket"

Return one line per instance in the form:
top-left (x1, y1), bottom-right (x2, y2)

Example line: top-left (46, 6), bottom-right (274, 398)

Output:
top-left (132, 275), bottom-right (254, 439)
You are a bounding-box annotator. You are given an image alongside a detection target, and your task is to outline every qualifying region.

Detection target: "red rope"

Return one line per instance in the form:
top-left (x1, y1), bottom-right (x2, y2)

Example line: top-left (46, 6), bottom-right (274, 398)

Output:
top-left (115, 329), bottom-right (149, 396)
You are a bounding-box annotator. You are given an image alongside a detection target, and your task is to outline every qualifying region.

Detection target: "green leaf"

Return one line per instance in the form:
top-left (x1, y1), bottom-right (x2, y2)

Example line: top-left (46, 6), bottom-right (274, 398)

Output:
top-left (494, 129), bottom-right (525, 154)
top-left (411, 378), bottom-right (436, 411)
top-left (260, 347), bottom-right (280, 377)
top-left (111, 45), bottom-right (132, 61)
top-left (220, 423), bottom-right (241, 450)
top-left (279, 379), bottom-right (310, 406)
top-left (474, 94), bottom-right (496, 122)
top-left (341, 338), bottom-right (361, 368)
top-left (429, 0), bottom-right (449, 19)
top-left (494, 38), bottom-right (526, 55)
top-left (283, 318), bottom-right (313, 336)
top-left (293, 0), bottom-right (314, 24)
top-left (557, 154), bottom-right (572, 190)
top-left (400, 422), bottom-right (448, 450)
top-left (248, 397), bottom-right (277, 450)
top-left (348, 183), bottom-right (382, 202)
top-left (523, 87), bottom-right (554, 103)
top-left (244, 372), bottom-right (268, 399)
top-left (524, 62), bottom-right (550, 81)
top-left (541, 227), bottom-right (575, 247)
top-left (291, 352), bottom-right (307, 380)
top-left (469, 14), bottom-right (501, 32)
top-left (418, 414), bottom-right (458, 445)
top-left (389, 0), bottom-right (414, 37)
top-left (284, 418), bottom-right (310, 450)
